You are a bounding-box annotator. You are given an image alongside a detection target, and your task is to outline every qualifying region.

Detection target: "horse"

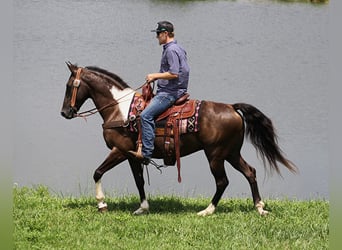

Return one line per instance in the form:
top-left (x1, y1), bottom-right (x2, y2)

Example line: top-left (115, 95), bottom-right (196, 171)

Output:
top-left (60, 62), bottom-right (297, 216)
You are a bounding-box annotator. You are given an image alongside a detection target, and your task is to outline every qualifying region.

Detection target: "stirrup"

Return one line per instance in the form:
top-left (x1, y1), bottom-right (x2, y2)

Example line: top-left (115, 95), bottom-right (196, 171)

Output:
top-left (128, 150), bottom-right (150, 165)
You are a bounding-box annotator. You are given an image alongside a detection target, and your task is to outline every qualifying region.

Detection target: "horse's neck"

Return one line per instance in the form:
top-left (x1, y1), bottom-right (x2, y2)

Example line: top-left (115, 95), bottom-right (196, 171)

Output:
top-left (90, 83), bottom-right (135, 122)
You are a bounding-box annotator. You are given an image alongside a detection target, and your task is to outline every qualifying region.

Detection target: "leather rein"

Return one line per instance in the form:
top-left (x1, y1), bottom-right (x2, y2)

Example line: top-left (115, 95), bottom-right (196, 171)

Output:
top-left (70, 67), bottom-right (145, 119)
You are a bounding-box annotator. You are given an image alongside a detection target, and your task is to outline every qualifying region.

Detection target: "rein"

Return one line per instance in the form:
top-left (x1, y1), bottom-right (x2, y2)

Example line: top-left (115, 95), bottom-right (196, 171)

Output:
top-left (71, 67), bottom-right (147, 119)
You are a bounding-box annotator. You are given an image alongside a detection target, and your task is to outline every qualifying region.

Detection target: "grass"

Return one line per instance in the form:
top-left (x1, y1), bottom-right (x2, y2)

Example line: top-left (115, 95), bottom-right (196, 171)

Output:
top-left (13, 186), bottom-right (328, 249)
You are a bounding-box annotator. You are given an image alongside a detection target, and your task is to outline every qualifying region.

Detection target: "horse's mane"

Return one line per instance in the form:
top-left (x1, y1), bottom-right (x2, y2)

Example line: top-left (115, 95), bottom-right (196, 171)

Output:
top-left (85, 66), bottom-right (130, 90)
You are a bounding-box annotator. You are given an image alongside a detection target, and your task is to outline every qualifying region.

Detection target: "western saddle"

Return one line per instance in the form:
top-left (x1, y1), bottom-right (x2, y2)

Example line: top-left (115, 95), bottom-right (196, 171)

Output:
top-left (131, 83), bottom-right (198, 182)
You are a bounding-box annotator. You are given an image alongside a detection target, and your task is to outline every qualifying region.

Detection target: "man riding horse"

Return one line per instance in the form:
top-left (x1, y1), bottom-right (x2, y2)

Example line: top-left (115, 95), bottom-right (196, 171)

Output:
top-left (61, 22), bottom-right (297, 216)
top-left (128, 21), bottom-right (190, 165)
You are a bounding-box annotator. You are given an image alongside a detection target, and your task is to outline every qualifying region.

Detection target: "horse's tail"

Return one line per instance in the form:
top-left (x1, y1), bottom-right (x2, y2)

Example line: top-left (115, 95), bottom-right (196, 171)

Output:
top-left (233, 103), bottom-right (298, 175)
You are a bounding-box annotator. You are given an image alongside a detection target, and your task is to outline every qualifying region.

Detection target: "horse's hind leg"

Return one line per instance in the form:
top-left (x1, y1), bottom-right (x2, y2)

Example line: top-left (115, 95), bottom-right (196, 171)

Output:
top-left (197, 158), bottom-right (228, 216)
top-left (128, 159), bottom-right (149, 215)
top-left (228, 155), bottom-right (268, 215)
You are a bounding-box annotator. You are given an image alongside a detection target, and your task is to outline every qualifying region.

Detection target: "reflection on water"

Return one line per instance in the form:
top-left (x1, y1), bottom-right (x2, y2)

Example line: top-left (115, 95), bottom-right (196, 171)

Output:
top-left (13, 0), bottom-right (328, 199)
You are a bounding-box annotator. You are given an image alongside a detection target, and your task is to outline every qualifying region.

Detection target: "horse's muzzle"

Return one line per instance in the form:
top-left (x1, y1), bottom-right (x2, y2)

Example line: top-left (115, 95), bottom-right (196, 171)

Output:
top-left (61, 107), bottom-right (77, 119)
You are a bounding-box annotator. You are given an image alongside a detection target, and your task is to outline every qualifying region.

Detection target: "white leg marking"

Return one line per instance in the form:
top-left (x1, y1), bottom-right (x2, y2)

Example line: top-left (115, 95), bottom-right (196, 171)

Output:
top-left (133, 199), bottom-right (149, 215)
top-left (98, 201), bottom-right (107, 209)
top-left (95, 180), bottom-right (107, 209)
top-left (256, 201), bottom-right (269, 216)
top-left (197, 203), bottom-right (216, 216)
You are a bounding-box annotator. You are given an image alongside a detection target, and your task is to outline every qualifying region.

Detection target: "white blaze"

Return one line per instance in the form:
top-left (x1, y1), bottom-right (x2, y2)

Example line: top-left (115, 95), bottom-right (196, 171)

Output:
top-left (110, 87), bottom-right (135, 120)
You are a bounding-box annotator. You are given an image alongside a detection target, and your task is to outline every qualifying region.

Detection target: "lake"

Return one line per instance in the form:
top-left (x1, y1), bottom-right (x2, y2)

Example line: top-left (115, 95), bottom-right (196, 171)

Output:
top-left (13, 0), bottom-right (328, 200)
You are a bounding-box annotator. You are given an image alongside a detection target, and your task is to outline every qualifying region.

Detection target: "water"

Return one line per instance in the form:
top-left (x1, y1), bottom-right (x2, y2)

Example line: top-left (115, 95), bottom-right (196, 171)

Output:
top-left (13, 0), bottom-right (328, 200)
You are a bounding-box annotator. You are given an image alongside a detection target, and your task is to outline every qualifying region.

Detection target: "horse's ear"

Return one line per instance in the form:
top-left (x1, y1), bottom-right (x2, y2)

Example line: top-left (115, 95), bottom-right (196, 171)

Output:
top-left (66, 61), bottom-right (77, 73)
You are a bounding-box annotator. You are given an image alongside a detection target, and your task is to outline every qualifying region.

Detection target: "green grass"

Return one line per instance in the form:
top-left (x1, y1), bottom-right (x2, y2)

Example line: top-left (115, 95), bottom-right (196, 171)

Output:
top-left (14, 186), bottom-right (328, 249)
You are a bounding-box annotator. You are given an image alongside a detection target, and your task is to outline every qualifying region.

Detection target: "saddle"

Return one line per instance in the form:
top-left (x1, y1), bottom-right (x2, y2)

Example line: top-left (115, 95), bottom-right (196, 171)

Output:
top-left (131, 85), bottom-right (199, 183)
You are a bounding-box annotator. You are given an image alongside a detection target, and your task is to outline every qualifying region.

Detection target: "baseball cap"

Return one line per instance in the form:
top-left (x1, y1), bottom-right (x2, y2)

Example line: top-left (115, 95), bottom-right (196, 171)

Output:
top-left (151, 21), bottom-right (174, 33)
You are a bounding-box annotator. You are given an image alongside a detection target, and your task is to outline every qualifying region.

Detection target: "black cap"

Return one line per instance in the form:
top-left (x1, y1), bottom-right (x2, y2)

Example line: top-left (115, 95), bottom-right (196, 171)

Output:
top-left (151, 21), bottom-right (174, 33)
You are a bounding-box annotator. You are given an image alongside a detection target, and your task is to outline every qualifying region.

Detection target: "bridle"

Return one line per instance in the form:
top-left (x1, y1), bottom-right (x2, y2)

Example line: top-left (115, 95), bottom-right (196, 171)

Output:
top-left (70, 68), bottom-right (82, 109)
top-left (69, 67), bottom-right (147, 119)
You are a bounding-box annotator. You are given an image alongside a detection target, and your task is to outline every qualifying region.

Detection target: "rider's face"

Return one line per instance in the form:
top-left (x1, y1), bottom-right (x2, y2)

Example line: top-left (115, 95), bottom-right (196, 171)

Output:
top-left (156, 31), bottom-right (168, 45)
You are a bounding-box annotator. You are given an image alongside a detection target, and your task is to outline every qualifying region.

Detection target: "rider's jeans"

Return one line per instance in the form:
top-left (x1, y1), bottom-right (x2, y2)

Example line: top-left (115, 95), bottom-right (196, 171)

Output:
top-left (140, 94), bottom-right (176, 159)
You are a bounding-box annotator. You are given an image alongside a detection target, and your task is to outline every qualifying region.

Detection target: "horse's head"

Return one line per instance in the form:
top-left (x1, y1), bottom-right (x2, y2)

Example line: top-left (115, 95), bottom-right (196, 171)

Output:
top-left (61, 62), bottom-right (90, 119)
top-left (61, 62), bottom-right (135, 121)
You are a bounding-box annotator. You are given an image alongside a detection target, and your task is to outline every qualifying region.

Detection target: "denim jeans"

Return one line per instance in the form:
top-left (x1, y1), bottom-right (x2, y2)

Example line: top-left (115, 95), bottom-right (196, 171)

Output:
top-left (140, 94), bottom-right (176, 159)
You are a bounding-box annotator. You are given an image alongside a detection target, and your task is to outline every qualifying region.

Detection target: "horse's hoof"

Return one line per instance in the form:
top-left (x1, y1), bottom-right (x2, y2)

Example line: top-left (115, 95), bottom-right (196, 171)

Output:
top-left (133, 207), bottom-right (149, 215)
top-left (260, 210), bottom-right (269, 216)
top-left (197, 210), bottom-right (209, 216)
top-left (98, 206), bottom-right (108, 213)
top-left (256, 201), bottom-right (268, 216)
top-left (197, 203), bottom-right (216, 216)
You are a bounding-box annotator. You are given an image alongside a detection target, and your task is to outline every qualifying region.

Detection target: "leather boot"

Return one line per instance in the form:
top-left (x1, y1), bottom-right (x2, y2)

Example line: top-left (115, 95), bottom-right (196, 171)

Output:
top-left (128, 150), bottom-right (150, 165)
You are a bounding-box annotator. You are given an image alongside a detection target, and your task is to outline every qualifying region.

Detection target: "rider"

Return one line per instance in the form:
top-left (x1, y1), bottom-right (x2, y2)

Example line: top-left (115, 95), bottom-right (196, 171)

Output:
top-left (129, 21), bottom-right (190, 164)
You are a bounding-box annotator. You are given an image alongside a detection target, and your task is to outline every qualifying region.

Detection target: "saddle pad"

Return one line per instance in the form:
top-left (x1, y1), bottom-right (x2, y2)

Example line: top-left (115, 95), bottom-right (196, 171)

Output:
top-left (155, 100), bottom-right (202, 135)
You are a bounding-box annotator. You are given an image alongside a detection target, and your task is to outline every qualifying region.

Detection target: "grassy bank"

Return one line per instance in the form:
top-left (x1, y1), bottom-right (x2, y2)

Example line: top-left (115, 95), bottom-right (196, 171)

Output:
top-left (14, 186), bottom-right (328, 249)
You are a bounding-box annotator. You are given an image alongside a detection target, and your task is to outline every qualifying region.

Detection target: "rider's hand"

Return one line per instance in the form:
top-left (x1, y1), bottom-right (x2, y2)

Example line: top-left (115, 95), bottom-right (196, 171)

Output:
top-left (145, 74), bottom-right (156, 83)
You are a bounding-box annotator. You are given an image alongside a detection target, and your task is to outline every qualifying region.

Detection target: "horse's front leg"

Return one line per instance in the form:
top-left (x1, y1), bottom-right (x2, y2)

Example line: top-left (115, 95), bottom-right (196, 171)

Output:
top-left (93, 147), bottom-right (126, 212)
top-left (128, 158), bottom-right (149, 215)
top-left (95, 180), bottom-right (107, 211)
